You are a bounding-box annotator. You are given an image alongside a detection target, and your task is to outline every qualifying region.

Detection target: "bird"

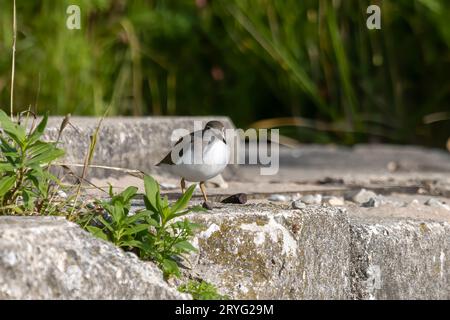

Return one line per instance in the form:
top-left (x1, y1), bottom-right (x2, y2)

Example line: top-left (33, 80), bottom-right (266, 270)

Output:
top-left (156, 120), bottom-right (230, 207)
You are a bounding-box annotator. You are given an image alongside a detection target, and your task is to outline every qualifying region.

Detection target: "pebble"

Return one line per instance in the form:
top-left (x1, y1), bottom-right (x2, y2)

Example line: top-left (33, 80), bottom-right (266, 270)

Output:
top-left (387, 161), bottom-right (399, 172)
top-left (352, 189), bottom-right (378, 204)
top-left (291, 200), bottom-right (306, 209)
top-left (221, 193), bottom-right (247, 204)
top-left (268, 194), bottom-right (289, 202)
top-left (361, 197), bottom-right (381, 208)
top-left (300, 194), bottom-right (322, 205)
top-left (361, 195), bottom-right (406, 208)
top-left (291, 193), bottom-right (302, 201)
top-left (326, 196), bottom-right (345, 206)
top-left (57, 190), bottom-right (68, 198)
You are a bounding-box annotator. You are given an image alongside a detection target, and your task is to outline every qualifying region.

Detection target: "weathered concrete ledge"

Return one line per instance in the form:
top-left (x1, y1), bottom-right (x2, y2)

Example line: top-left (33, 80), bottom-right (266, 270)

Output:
top-left (349, 217), bottom-right (449, 300)
top-left (186, 204), bottom-right (350, 299)
top-left (0, 205), bottom-right (449, 299)
top-left (181, 203), bottom-right (449, 300)
top-left (0, 217), bottom-right (188, 300)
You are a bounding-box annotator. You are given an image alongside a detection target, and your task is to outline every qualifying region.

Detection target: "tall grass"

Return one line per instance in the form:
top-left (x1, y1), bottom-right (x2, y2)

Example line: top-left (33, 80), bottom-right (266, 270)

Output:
top-left (0, 0), bottom-right (448, 147)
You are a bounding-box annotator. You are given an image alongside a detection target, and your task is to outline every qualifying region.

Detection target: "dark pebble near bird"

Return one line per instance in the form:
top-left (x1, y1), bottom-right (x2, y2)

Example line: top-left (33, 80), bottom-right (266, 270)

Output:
top-left (221, 193), bottom-right (247, 204)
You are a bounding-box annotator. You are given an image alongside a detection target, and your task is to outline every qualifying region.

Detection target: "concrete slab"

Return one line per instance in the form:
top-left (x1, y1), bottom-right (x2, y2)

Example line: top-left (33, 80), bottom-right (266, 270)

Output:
top-left (349, 217), bottom-right (449, 300)
top-left (184, 204), bottom-right (350, 299)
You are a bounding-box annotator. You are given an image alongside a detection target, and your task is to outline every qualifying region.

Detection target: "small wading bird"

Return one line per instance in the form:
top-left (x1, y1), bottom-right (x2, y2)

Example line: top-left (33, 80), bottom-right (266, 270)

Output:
top-left (156, 121), bottom-right (230, 208)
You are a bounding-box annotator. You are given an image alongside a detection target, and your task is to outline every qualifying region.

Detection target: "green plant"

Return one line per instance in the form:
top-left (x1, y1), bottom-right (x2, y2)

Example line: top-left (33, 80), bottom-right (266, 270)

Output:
top-left (178, 279), bottom-right (229, 300)
top-left (0, 110), bottom-right (66, 215)
top-left (81, 175), bottom-right (203, 278)
top-left (81, 185), bottom-right (152, 248)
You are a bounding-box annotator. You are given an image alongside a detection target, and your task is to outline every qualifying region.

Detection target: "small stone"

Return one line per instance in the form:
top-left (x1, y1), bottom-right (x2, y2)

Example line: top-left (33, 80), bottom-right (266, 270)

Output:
top-left (327, 196), bottom-right (345, 206)
top-left (268, 194), bottom-right (289, 202)
top-left (291, 193), bottom-right (302, 201)
top-left (291, 200), bottom-right (306, 209)
top-left (418, 188), bottom-right (427, 195)
top-left (351, 189), bottom-right (377, 204)
top-left (221, 193), bottom-right (247, 204)
top-left (202, 201), bottom-right (214, 210)
top-left (57, 190), bottom-right (67, 198)
top-left (300, 194), bottom-right (322, 205)
top-left (387, 161), bottom-right (399, 172)
top-left (361, 197), bottom-right (380, 208)
top-left (425, 198), bottom-right (450, 211)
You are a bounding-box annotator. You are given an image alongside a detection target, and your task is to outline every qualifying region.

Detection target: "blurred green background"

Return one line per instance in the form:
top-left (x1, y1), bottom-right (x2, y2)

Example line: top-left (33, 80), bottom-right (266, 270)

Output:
top-left (0, 0), bottom-right (449, 147)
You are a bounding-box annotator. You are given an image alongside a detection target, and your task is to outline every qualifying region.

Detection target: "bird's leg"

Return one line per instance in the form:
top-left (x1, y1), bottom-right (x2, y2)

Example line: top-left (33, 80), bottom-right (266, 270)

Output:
top-left (200, 181), bottom-right (213, 210)
top-left (199, 181), bottom-right (208, 202)
top-left (180, 177), bottom-right (186, 194)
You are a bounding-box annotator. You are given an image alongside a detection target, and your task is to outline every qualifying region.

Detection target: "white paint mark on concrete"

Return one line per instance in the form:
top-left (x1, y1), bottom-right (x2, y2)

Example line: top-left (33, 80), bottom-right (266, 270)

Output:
top-left (199, 223), bottom-right (220, 239)
top-left (253, 232), bottom-right (265, 245)
top-left (440, 251), bottom-right (445, 278)
top-left (240, 216), bottom-right (298, 256)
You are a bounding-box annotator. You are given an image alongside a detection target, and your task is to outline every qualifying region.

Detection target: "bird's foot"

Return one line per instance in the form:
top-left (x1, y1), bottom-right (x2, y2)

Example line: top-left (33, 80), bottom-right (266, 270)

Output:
top-left (202, 201), bottom-right (214, 210)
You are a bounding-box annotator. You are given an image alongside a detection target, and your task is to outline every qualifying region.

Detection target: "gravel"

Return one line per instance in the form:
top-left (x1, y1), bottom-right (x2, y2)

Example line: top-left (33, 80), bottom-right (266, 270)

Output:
top-left (300, 194), bottom-right (322, 205)
top-left (292, 200), bottom-right (307, 209)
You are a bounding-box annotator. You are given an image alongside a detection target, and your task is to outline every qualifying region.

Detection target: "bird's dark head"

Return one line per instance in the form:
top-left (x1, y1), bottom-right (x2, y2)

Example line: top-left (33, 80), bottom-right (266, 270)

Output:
top-left (204, 120), bottom-right (225, 139)
top-left (204, 120), bottom-right (224, 131)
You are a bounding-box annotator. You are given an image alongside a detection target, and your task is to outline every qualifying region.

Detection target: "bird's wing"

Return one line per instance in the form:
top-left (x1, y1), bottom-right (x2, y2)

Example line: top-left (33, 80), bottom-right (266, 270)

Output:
top-left (156, 130), bottom-right (200, 166)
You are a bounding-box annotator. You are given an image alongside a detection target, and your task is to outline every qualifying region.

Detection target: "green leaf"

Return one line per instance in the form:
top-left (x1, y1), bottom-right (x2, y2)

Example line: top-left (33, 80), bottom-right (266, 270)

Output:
top-left (27, 113), bottom-right (48, 146)
top-left (170, 184), bottom-right (196, 215)
top-left (123, 223), bottom-right (150, 235)
top-left (97, 215), bottom-right (114, 233)
top-left (119, 240), bottom-right (144, 248)
top-left (0, 162), bottom-right (14, 172)
top-left (126, 211), bottom-right (158, 226)
top-left (0, 110), bottom-right (26, 147)
top-left (174, 205), bottom-right (207, 218)
top-left (111, 202), bottom-right (125, 224)
top-left (173, 240), bottom-right (197, 253)
top-left (86, 226), bottom-right (109, 241)
top-left (27, 141), bottom-right (53, 158)
top-left (108, 184), bottom-right (114, 198)
top-left (143, 175), bottom-right (160, 212)
top-left (172, 220), bottom-right (202, 231)
top-left (0, 175), bottom-right (16, 196)
top-left (162, 258), bottom-right (180, 278)
top-left (25, 147), bottom-right (65, 166)
top-left (119, 186), bottom-right (138, 204)
top-left (22, 189), bottom-right (35, 210)
top-left (13, 206), bottom-right (24, 214)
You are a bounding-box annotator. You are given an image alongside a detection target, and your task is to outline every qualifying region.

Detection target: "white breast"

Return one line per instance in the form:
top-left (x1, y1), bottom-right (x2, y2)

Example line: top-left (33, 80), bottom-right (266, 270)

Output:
top-left (169, 139), bottom-right (230, 182)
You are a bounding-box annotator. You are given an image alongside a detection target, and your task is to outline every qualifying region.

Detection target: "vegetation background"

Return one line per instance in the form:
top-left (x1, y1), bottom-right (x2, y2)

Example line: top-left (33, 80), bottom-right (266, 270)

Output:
top-left (0, 0), bottom-right (448, 148)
